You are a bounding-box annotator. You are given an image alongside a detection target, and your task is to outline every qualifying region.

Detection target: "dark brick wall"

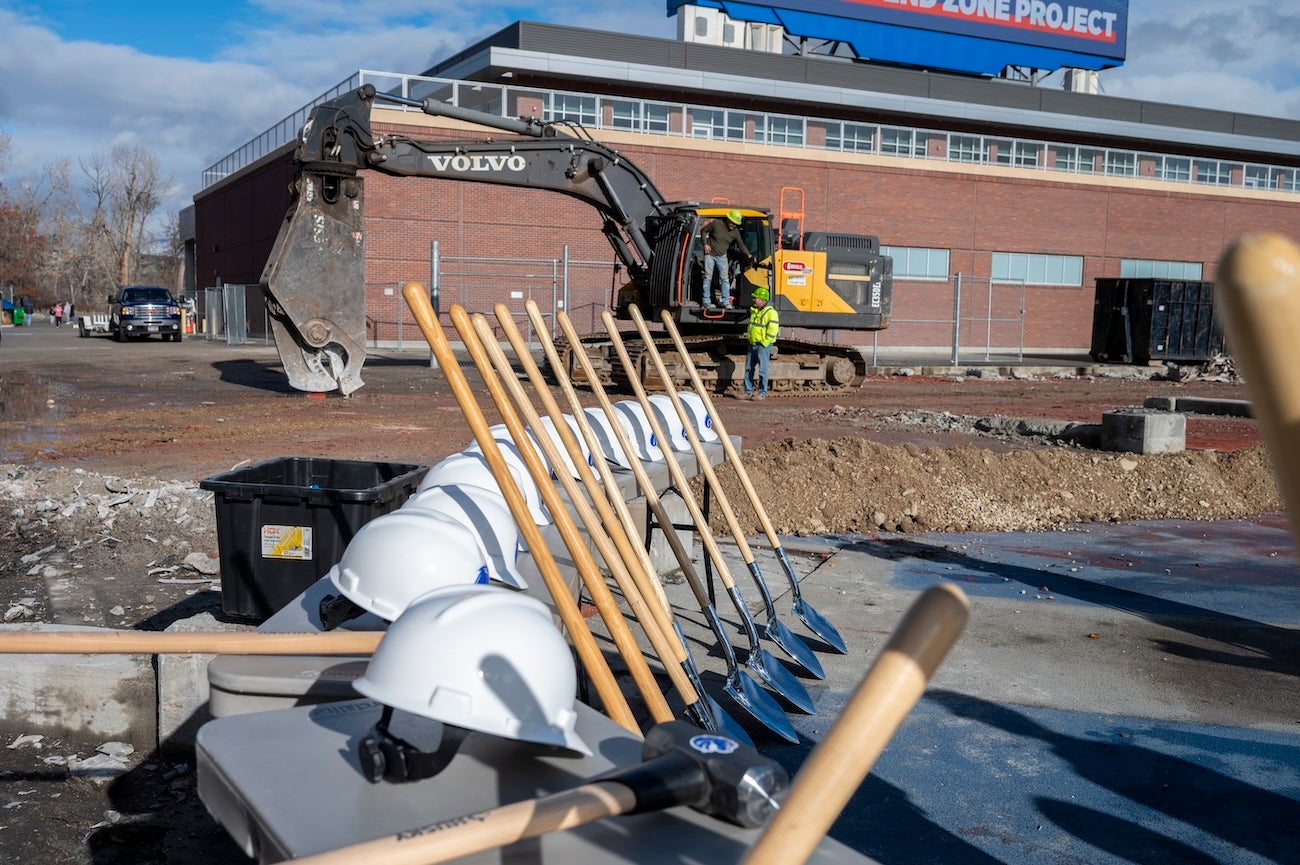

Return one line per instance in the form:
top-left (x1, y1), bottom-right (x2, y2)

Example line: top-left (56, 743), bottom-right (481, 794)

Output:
top-left (195, 120), bottom-right (1300, 351)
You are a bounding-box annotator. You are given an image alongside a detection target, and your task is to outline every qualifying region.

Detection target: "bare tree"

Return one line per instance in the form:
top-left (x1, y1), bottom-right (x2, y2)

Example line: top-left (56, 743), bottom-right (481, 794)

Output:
top-left (3, 138), bottom-right (174, 312)
top-left (0, 133), bottom-right (49, 303)
top-left (39, 158), bottom-right (116, 312)
top-left (105, 144), bottom-right (169, 286)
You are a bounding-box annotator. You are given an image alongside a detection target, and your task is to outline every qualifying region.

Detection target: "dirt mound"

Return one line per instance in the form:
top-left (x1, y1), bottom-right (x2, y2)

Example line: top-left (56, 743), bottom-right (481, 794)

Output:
top-left (698, 439), bottom-right (1280, 535)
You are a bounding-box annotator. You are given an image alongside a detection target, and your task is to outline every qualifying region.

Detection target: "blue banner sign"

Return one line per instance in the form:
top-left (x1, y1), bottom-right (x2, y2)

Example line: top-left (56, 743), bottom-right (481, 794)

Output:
top-left (669, 0), bottom-right (1128, 73)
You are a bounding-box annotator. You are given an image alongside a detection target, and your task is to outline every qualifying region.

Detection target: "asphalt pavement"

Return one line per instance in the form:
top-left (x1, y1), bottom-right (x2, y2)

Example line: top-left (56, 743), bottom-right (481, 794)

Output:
top-left (658, 519), bottom-right (1299, 865)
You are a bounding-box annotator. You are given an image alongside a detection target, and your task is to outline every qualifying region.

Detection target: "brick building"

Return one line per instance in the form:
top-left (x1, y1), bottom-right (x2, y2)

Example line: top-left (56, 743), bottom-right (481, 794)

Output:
top-left (190, 20), bottom-right (1300, 356)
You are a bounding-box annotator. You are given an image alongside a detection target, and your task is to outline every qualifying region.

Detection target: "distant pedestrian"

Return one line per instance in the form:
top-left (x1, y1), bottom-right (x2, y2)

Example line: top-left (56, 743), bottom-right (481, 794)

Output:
top-left (54, 301), bottom-right (64, 327)
top-left (49, 305), bottom-right (56, 326)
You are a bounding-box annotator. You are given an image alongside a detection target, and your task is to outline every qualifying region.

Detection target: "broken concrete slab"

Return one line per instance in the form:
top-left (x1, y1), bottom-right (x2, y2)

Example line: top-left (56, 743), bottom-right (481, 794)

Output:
top-left (1144, 395), bottom-right (1253, 417)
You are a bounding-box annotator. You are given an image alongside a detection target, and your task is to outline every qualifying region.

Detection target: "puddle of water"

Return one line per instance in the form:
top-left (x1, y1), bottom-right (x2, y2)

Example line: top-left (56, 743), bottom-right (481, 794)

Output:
top-left (0, 370), bottom-right (69, 460)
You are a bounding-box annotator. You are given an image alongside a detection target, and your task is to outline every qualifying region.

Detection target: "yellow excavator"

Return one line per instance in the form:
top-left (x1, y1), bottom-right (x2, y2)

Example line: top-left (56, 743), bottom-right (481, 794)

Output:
top-left (261, 84), bottom-right (891, 395)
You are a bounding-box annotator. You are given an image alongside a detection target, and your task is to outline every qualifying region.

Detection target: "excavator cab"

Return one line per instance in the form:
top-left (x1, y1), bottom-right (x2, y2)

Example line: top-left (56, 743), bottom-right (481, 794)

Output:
top-left (623, 204), bottom-right (774, 326)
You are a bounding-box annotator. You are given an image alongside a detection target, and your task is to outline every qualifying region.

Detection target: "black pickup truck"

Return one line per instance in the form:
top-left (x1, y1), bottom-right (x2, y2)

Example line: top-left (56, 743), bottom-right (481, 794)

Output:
top-left (108, 285), bottom-right (182, 342)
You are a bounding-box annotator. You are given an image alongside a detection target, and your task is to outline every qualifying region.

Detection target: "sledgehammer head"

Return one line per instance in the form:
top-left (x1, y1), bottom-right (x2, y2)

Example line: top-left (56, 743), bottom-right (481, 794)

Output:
top-left (606, 721), bottom-right (788, 828)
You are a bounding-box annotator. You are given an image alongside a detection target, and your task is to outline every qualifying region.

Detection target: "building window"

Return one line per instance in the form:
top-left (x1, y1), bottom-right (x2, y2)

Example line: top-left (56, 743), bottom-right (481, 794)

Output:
top-left (881, 127), bottom-right (922, 157)
top-left (1011, 141), bottom-right (1042, 167)
top-left (608, 99), bottom-right (640, 130)
top-left (881, 246), bottom-right (950, 279)
top-left (1120, 259), bottom-right (1204, 280)
top-left (546, 93), bottom-right (597, 126)
top-left (1153, 156), bottom-right (1191, 182)
top-left (1056, 145), bottom-right (1099, 173)
top-left (695, 17), bottom-right (708, 37)
top-left (723, 23), bottom-right (736, 43)
top-left (690, 107), bottom-right (724, 139)
top-left (825, 122), bottom-right (875, 153)
top-left (764, 115), bottom-right (804, 146)
top-left (949, 134), bottom-right (983, 163)
top-left (1196, 159), bottom-right (1237, 185)
top-left (1104, 151), bottom-right (1136, 177)
top-left (725, 110), bottom-right (749, 142)
top-left (992, 252), bottom-right (1083, 286)
top-left (1244, 165), bottom-right (1277, 189)
top-left (644, 103), bottom-right (670, 134)
top-left (990, 138), bottom-right (1038, 167)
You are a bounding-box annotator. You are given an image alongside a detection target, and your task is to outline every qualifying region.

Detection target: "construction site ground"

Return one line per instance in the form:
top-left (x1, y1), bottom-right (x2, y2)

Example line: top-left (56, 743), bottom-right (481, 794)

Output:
top-left (0, 320), bottom-right (1295, 864)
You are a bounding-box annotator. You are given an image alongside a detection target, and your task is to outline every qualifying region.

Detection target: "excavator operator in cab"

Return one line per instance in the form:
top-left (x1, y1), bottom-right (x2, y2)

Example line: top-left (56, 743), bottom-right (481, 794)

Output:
top-left (701, 209), bottom-right (754, 310)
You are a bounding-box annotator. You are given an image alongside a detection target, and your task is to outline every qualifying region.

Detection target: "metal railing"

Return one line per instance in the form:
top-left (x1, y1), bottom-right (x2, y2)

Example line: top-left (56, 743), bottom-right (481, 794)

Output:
top-left (203, 69), bottom-right (1300, 197)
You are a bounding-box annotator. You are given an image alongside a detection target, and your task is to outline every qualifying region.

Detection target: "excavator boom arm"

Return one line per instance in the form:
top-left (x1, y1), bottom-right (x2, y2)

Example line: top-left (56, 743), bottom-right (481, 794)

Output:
top-left (262, 84), bottom-right (670, 392)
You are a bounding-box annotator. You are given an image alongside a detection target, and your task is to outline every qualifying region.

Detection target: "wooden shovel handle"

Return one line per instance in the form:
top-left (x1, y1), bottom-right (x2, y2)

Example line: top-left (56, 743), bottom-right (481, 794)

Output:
top-left (659, 309), bottom-right (784, 549)
top-left (741, 583), bottom-right (970, 865)
top-left (627, 305), bottom-right (756, 565)
top-left (402, 283), bottom-right (638, 735)
top-left (1214, 233), bottom-right (1300, 547)
top-left (466, 310), bottom-right (677, 724)
top-left (600, 311), bottom-right (740, 594)
top-left (0, 630), bottom-right (382, 655)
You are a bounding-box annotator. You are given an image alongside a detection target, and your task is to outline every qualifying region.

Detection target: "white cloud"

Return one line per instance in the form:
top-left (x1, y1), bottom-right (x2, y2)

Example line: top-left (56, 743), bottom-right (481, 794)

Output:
top-left (2, 0), bottom-right (1296, 234)
top-left (1102, 1), bottom-right (1300, 119)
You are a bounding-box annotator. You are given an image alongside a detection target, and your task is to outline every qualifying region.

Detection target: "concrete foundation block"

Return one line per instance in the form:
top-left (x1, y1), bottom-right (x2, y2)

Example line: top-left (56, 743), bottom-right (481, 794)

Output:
top-left (1102, 408), bottom-right (1186, 454)
top-left (0, 624), bottom-right (157, 750)
top-left (158, 613), bottom-right (250, 757)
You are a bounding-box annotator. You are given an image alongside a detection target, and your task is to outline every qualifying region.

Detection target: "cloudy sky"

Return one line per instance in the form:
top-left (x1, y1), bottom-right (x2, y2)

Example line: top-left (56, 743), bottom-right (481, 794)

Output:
top-left (2, 1), bottom-right (1298, 224)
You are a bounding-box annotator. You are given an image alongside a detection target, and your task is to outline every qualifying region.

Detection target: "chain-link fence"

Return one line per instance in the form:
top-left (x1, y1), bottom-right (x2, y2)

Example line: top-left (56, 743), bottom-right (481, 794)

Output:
top-left (201, 258), bottom-right (1027, 363)
top-left (866, 274), bottom-right (1026, 365)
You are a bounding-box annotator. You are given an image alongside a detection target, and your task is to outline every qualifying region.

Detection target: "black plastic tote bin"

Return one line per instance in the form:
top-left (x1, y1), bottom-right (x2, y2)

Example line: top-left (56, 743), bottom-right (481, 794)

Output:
top-left (200, 457), bottom-right (429, 620)
top-left (1090, 278), bottom-right (1225, 364)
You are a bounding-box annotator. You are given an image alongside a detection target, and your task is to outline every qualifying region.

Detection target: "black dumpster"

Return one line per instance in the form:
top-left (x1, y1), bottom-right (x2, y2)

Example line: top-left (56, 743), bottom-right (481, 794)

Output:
top-left (200, 457), bottom-right (429, 620)
top-left (1090, 278), bottom-right (1225, 364)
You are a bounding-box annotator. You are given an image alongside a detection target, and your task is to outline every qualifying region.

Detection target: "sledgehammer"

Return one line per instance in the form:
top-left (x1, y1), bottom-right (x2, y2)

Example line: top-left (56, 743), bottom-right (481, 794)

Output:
top-left (287, 720), bottom-right (785, 865)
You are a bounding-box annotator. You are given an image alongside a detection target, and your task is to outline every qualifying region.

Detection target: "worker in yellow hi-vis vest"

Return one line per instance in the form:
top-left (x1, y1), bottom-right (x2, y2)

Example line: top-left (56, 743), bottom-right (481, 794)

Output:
top-left (744, 287), bottom-right (779, 399)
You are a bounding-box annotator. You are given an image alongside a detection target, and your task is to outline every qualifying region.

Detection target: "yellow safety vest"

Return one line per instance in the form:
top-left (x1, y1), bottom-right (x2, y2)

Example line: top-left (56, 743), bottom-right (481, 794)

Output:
top-left (747, 304), bottom-right (779, 347)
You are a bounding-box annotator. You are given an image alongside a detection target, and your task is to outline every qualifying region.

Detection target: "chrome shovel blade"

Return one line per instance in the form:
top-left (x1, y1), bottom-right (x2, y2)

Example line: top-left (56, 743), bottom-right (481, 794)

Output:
top-left (795, 594), bottom-right (848, 654)
top-left (705, 692), bottom-right (755, 747)
top-left (765, 616), bottom-right (826, 680)
top-left (748, 646), bottom-right (816, 715)
top-left (776, 546), bottom-right (848, 654)
top-left (724, 671), bottom-right (799, 744)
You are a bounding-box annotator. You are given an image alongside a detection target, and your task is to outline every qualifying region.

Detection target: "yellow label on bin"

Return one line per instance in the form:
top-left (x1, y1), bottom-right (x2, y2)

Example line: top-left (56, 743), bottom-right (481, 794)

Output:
top-left (261, 525), bottom-right (313, 560)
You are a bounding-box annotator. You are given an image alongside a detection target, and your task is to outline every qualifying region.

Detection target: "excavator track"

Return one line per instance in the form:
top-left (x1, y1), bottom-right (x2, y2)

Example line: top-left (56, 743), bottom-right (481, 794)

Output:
top-left (552, 330), bottom-right (867, 396)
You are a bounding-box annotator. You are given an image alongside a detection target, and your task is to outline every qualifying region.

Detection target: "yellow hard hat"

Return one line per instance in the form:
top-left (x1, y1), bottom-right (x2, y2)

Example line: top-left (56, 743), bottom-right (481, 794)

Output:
top-left (727, 209), bottom-right (743, 225)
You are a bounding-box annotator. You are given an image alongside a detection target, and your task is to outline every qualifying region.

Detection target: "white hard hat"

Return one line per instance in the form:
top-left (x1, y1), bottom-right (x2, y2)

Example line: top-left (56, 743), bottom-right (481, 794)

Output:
top-left (402, 484), bottom-right (528, 589)
top-left (581, 407), bottom-right (634, 470)
top-left (612, 400), bottom-right (664, 462)
top-left (675, 391), bottom-right (720, 443)
top-left (646, 394), bottom-right (693, 453)
top-left (421, 449), bottom-right (550, 526)
top-left (530, 414), bottom-right (593, 480)
top-left (327, 509), bottom-right (491, 622)
top-left (354, 584), bottom-right (590, 755)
